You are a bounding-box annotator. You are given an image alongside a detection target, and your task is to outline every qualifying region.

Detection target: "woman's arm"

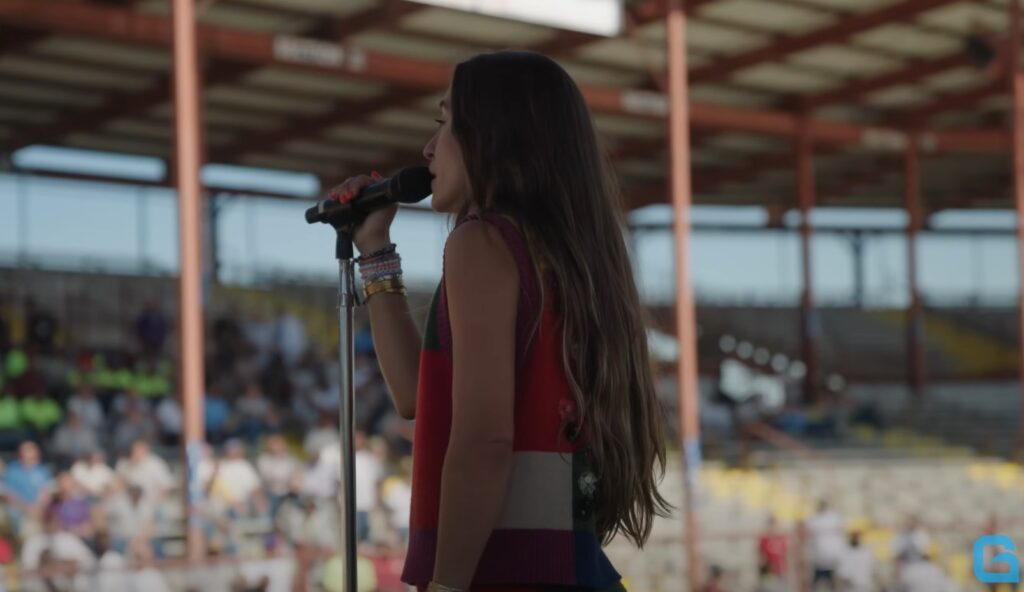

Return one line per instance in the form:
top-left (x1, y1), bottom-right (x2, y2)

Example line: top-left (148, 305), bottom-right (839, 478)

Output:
top-left (363, 237), bottom-right (423, 420)
top-left (432, 221), bottom-right (518, 589)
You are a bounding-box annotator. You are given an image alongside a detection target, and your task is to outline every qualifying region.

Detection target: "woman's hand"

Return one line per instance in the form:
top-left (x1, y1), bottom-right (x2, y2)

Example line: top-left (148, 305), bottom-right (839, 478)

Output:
top-left (327, 171), bottom-right (399, 254)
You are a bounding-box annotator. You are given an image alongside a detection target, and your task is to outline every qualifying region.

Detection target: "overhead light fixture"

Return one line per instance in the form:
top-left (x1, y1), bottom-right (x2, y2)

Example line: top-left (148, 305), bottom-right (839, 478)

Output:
top-left (407, 0), bottom-right (624, 37)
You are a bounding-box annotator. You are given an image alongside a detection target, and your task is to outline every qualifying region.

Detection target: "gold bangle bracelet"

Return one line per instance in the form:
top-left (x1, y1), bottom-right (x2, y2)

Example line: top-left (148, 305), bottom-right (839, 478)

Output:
top-left (365, 286), bottom-right (406, 301)
top-left (364, 277), bottom-right (405, 294)
top-left (363, 278), bottom-right (406, 301)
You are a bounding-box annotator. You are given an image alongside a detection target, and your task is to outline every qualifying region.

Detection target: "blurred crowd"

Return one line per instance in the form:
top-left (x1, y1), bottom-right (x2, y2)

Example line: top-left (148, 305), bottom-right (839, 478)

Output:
top-left (700, 500), bottom-right (1010, 592)
top-left (0, 296), bottom-right (415, 591)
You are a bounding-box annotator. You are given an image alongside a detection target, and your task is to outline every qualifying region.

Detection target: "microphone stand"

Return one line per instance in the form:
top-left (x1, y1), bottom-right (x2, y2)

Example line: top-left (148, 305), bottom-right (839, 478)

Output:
top-left (330, 220), bottom-right (359, 592)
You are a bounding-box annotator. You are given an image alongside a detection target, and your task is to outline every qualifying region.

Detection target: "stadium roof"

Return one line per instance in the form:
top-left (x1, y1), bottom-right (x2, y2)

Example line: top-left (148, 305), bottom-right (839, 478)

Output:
top-left (0, 0), bottom-right (1015, 212)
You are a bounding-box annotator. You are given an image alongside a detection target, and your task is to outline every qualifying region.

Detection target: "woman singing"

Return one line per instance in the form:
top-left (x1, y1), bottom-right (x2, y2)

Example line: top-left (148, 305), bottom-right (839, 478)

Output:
top-left (329, 50), bottom-right (674, 592)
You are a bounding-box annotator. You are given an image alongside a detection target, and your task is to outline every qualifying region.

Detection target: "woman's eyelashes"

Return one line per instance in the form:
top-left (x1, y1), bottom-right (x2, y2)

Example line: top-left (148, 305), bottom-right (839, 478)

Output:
top-left (434, 119), bottom-right (446, 126)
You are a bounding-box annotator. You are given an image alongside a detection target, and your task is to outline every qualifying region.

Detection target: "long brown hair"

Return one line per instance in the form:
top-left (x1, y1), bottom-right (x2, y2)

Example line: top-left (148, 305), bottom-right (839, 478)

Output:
top-left (448, 50), bottom-right (675, 547)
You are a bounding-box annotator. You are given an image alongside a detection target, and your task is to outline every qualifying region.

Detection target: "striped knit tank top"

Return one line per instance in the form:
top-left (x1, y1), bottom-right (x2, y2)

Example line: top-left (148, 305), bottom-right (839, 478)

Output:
top-left (401, 211), bottom-right (622, 589)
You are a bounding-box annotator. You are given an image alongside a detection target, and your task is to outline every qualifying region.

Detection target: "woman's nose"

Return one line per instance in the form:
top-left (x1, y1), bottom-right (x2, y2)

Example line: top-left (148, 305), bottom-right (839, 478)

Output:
top-left (422, 133), bottom-right (437, 161)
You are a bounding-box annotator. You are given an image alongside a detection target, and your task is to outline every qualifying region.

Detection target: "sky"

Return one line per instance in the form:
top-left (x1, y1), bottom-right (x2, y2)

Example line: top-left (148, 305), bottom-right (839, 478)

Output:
top-left (0, 145), bottom-right (1018, 308)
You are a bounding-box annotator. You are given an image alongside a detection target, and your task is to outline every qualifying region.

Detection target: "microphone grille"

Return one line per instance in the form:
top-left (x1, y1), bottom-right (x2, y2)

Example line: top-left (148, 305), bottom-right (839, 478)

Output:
top-left (392, 166), bottom-right (433, 204)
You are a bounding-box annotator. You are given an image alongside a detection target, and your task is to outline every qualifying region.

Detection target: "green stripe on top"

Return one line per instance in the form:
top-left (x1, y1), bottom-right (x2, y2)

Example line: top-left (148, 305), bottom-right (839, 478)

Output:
top-left (422, 281), bottom-right (442, 351)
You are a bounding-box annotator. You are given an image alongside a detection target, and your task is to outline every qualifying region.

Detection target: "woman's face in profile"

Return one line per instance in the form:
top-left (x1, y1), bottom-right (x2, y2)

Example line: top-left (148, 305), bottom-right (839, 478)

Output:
top-left (423, 88), bottom-right (470, 213)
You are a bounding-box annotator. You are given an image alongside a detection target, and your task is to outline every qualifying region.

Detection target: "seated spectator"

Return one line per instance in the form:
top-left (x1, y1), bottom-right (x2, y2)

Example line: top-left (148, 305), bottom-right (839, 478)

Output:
top-left (70, 450), bottom-right (114, 499)
top-left (3, 441), bottom-right (53, 528)
top-left (115, 440), bottom-right (172, 504)
top-left (207, 440), bottom-right (265, 516)
top-left (303, 446), bottom-right (341, 500)
top-left (51, 411), bottom-right (101, 465)
top-left (699, 565), bottom-right (728, 592)
top-left (278, 495), bottom-right (335, 551)
top-left (757, 516), bottom-right (787, 578)
top-left (65, 384), bottom-right (104, 432)
top-left (111, 389), bottom-right (144, 418)
top-left (753, 563), bottom-right (784, 592)
top-left (50, 473), bottom-right (94, 541)
top-left (0, 389), bottom-right (25, 451)
top-left (257, 434), bottom-right (300, 514)
top-left (20, 391), bottom-right (63, 437)
top-left (25, 298), bottom-right (58, 354)
top-left (112, 404), bottom-right (157, 455)
top-left (380, 462), bottom-right (411, 546)
top-left (204, 387), bottom-right (232, 446)
top-left (899, 553), bottom-right (957, 592)
top-left (0, 521), bottom-right (13, 565)
top-left (20, 508), bottom-right (96, 572)
top-left (303, 412), bottom-right (339, 459)
top-left (805, 500), bottom-right (845, 589)
top-left (892, 515), bottom-right (931, 564)
top-left (354, 431), bottom-right (382, 544)
top-left (236, 383), bottom-right (273, 445)
top-left (155, 392), bottom-right (182, 447)
top-left (135, 358), bottom-right (172, 402)
top-left (102, 481), bottom-right (156, 561)
top-left (836, 531), bottom-right (876, 592)
top-left (136, 302), bottom-right (169, 359)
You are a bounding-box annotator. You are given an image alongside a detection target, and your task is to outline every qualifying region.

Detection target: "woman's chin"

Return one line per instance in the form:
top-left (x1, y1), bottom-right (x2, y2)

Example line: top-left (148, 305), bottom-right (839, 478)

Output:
top-left (431, 195), bottom-right (454, 213)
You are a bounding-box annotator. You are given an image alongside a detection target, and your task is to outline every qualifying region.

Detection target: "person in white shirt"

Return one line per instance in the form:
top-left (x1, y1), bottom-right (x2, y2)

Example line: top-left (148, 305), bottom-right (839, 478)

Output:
top-left (257, 434), bottom-right (300, 517)
top-left (102, 481), bottom-right (157, 561)
top-left (272, 307), bottom-right (308, 367)
top-left (207, 439), bottom-right (265, 515)
top-left (20, 510), bottom-right (96, 580)
top-left (899, 554), bottom-right (959, 592)
top-left (115, 440), bottom-right (173, 504)
top-left (805, 500), bottom-right (845, 590)
top-left (303, 413), bottom-right (340, 459)
top-left (836, 531), bottom-right (875, 592)
top-left (70, 450), bottom-right (114, 498)
top-left (892, 515), bottom-right (931, 564)
top-left (354, 431), bottom-right (382, 543)
top-left (381, 466), bottom-right (412, 545)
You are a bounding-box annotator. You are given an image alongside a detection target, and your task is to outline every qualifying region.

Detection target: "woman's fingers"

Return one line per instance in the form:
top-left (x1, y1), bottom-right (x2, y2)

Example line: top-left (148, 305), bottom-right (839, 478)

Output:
top-left (329, 174), bottom-right (374, 203)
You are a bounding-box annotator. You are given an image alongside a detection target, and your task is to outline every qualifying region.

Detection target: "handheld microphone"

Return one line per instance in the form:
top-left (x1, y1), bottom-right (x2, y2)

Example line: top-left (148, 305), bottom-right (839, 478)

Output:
top-left (305, 166), bottom-right (433, 225)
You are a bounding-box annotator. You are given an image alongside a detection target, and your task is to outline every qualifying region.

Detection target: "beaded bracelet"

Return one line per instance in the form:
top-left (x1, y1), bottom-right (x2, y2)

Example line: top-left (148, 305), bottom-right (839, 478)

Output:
top-left (355, 242), bottom-right (396, 263)
top-left (358, 254), bottom-right (402, 276)
top-left (359, 257), bottom-right (402, 285)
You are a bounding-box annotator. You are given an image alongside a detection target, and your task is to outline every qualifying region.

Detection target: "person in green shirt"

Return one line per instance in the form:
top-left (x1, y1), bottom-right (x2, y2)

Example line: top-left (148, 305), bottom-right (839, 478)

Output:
top-left (0, 390), bottom-right (24, 451)
top-left (20, 391), bottom-right (62, 436)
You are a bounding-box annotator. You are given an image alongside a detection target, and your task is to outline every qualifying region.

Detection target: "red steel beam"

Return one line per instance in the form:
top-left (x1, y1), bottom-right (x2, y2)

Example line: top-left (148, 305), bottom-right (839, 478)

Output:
top-left (796, 118), bottom-right (819, 403)
top-left (666, 3), bottom-right (701, 591)
top-left (689, 0), bottom-right (963, 85)
top-left (0, 2), bottom-right (413, 154)
top-left (1011, 0), bottom-right (1024, 458)
top-left (330, 0), bottom-right (425, 39)
top-left (801, 52), bottom-right (971, 110)
top-left (0, 28), bottom-right (45, 54)
top-left (904, 133), bottom-right (926, 399)
top-left (1, 63), bottom-right (253, 154)
top-left (904, 79), bottom-right (1006, 123)
top-left (213, 7), bottom-right (649, 165)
